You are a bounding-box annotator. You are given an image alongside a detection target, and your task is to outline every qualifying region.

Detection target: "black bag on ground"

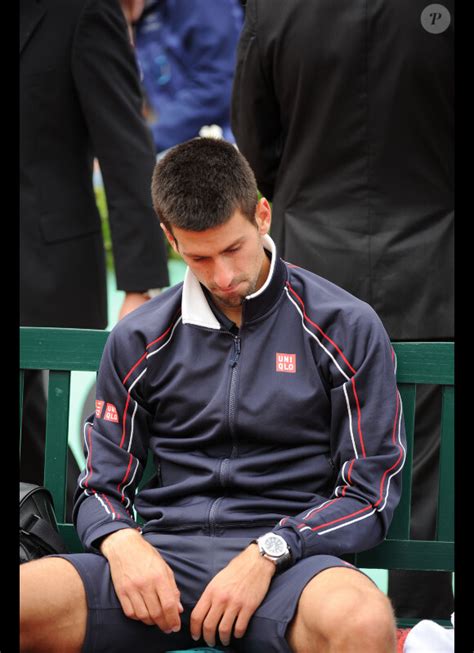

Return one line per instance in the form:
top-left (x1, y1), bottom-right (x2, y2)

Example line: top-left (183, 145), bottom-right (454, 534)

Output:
top-left (20, 482), bottom-right (69, 563)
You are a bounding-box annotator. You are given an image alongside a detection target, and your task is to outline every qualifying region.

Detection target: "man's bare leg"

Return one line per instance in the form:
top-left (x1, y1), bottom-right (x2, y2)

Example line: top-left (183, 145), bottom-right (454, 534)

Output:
top-left (20, 557), bottom-right (87, 653)
top-left (287, 567), bottom-right (396, 653)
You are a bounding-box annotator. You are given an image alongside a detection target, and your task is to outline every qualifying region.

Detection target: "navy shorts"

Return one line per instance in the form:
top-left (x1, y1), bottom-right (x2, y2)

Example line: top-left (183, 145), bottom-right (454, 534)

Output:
top-left (53, 530), bottom-right (365, 653)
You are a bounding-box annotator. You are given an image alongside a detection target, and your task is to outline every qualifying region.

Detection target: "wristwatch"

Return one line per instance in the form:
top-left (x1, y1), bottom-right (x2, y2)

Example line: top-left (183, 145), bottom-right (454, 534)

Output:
top-left (254, 532), bottom-right (292, 573)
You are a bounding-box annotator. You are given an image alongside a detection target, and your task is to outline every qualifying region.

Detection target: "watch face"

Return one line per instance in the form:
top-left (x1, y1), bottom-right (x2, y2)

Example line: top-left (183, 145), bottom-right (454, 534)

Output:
top-left (263, 534), bottom-right (286, 557)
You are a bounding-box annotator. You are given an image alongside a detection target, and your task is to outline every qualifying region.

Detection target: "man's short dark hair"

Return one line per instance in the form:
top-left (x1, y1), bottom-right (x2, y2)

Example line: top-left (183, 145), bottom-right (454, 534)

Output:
top-left (151, 137), bottom-right (259, 234)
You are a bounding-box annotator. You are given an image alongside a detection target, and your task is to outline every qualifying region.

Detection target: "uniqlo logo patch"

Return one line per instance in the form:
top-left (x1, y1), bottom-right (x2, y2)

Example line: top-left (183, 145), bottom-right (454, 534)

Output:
top-left (104, 403), bottom-right (119, 423)
top-left (95, 400), bottom-right (105, 418)
top-left (276, 353), bottom-right (296, 373)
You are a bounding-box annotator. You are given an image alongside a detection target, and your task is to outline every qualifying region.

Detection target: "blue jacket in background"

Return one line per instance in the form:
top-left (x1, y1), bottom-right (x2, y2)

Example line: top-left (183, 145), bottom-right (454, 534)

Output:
top-left (134, 0), bottom-right (243, 153)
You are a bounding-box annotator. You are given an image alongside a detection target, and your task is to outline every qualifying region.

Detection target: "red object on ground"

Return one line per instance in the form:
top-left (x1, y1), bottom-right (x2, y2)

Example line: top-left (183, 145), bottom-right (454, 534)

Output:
top-left (396, 628), bottom-right (412, 652)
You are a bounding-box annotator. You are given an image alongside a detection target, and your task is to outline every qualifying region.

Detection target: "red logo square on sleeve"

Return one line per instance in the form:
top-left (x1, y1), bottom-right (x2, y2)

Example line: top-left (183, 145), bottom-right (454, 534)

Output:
top-left (104, 403), bottom-right (119, 423)
top-left (95, 400), bottom-right (105, 418)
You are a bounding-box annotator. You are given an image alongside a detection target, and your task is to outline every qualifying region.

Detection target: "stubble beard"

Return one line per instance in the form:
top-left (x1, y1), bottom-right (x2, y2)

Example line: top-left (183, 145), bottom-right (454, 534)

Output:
top-left (211, 276), bottom-right (258, 310)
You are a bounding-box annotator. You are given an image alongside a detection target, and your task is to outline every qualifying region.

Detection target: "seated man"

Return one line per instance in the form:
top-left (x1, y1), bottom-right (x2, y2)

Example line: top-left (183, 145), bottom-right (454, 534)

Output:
top-left (20, 138), bottom-right (406, 653)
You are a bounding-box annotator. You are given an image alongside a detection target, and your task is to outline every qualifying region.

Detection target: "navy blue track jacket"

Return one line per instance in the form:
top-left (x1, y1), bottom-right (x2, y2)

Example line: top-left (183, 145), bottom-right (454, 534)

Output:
top-left (75, 236), bottom-right (406, 565)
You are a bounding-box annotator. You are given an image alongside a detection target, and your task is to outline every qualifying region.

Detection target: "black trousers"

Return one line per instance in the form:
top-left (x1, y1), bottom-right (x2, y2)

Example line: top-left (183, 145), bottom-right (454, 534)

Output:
top-left (387, 384), bottom-right (454, 619)
top-left (20, 369), bottom-right (80, 523)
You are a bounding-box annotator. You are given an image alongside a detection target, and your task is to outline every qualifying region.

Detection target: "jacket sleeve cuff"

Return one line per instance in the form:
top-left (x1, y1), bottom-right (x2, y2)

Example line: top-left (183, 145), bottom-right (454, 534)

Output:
top-left (273, 526), bottom-right (305, 565)
top-left (82, 522), bottom-right (140, 554)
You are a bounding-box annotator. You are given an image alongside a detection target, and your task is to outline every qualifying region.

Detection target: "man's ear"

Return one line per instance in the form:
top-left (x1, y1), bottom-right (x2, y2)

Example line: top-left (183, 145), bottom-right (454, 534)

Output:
top-left (160, 223), bottom-right (179, 253)
top-left (255, 197), bottom-right (272, 236)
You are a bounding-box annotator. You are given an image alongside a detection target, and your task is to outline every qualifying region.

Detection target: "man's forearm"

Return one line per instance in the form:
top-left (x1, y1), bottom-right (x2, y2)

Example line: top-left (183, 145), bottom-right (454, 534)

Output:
top-left (99, 526), bottom-right (143, 557)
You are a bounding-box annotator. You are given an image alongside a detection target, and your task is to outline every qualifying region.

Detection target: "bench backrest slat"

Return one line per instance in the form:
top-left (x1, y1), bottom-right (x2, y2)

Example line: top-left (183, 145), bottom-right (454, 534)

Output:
top-left (20, 327), bottom-right (108, 371)
top-left (44, 370), bottom-right (71, 522)
top-left (19, 370), bottom-right (25, 453)
top-left (437, 385), bottom-right (455, 542)
top-left (392, 342), bottom-right (454, 384)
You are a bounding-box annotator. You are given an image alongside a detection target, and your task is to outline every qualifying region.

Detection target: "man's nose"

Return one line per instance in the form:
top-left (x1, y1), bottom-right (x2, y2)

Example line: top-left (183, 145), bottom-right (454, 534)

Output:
top-left (213, 259), bottom-right (234, 289)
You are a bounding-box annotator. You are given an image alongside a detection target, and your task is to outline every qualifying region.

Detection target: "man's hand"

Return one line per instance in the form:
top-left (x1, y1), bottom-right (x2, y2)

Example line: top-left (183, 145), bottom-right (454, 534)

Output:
top-left (100, 528), bottom-right (183, 632)
top-left (118, 291), bottom-right (157, 321)
top-left (190, 543), bottom-right (276, 647)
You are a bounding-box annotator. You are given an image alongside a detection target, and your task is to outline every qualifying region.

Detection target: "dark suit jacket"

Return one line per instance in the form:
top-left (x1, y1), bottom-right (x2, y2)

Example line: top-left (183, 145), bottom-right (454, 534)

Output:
top-left (20, 0), bottom-right (169, 329)
top-left (231, 0), bottom-right (453, 340)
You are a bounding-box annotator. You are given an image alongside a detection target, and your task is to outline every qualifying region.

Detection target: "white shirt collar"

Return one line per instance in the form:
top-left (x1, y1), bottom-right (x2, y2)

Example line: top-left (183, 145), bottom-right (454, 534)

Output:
top-left (181, 234), bottom-right (276, 330)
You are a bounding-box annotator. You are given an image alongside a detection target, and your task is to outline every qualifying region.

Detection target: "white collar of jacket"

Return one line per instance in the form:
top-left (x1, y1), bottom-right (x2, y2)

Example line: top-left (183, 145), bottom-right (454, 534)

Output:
top-left (182, 234), bottom-right (286, 329)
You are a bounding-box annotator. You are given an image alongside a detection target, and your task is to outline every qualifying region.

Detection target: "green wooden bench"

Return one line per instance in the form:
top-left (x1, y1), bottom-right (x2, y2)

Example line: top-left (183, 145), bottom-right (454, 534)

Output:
top-left (20, 326), bottom-right (454, 635)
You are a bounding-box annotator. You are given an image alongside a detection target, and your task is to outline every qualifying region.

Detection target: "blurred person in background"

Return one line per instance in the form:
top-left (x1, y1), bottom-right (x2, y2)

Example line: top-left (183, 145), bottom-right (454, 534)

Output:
top-left (231, 0), bottom-right (453, 622)
top-left (20, 0), bottom-right (169, 520)
top-left (121, 0), bottom-right (244, 156)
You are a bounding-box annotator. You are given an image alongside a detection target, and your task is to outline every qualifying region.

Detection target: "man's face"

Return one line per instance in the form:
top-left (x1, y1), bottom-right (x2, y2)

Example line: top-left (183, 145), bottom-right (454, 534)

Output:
top-left (162, 200), bottom-right (271, 313)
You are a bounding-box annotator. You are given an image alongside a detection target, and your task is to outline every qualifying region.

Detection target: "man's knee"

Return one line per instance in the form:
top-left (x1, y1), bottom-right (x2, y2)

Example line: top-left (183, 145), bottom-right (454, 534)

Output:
top-left (318, 583), bottom-right (395, 647)
top-left (289, 567), bottom-right (396, 652)
top-left (20, 557), bottom-right (87, 653)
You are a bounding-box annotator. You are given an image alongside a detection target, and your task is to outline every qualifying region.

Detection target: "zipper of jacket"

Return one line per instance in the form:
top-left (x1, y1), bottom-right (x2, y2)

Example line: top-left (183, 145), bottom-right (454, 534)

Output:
top-left (208, 333), bottom-right (241, 535)
top-left (228, 334), bottom-right (241, 457)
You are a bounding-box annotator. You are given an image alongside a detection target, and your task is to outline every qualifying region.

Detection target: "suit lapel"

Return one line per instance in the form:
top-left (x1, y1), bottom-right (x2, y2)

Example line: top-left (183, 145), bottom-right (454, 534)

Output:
top-left (20, 0), bottom-right (47, 55)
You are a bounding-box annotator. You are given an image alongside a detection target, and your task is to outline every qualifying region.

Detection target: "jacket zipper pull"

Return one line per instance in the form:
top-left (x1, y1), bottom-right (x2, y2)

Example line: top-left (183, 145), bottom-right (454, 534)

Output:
top-left (230, 337), bottom-right (241, 367)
